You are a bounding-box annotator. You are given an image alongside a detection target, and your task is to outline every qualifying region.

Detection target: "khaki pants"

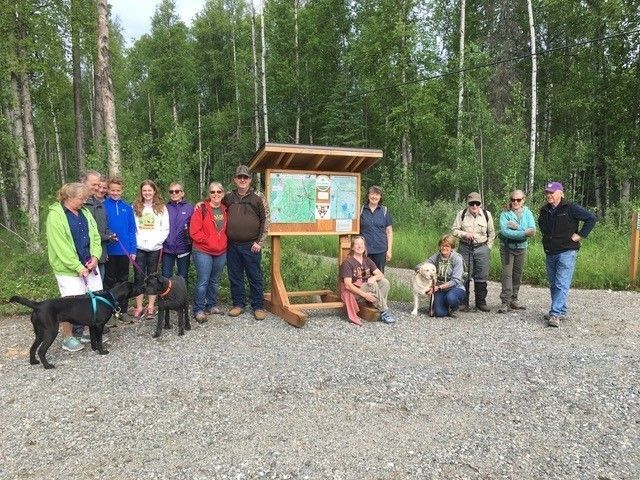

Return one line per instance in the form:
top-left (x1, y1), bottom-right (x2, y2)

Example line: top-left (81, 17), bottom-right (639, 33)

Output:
top-left (361, 277), bottom-right (390, 312)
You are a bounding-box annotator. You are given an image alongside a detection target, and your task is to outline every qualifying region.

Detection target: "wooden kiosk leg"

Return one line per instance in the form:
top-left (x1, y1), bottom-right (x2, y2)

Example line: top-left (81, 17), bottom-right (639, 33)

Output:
top-left (265, 236), bottom-right (308, 327)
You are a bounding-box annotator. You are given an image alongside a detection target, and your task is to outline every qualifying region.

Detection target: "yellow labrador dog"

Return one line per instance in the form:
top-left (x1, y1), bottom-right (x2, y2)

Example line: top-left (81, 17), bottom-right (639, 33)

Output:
top-left (411, 262), bottom-right (437, 316)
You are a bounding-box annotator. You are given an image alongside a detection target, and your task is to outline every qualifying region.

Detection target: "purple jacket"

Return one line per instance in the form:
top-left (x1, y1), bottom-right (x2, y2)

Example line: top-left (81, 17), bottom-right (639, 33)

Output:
top-left (163, 200), bottom-right (195, 255)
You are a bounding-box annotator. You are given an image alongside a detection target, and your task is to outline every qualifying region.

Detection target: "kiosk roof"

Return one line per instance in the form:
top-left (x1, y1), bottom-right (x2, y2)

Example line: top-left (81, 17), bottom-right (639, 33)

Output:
top-left (248, 143), bottom-right (383, 173)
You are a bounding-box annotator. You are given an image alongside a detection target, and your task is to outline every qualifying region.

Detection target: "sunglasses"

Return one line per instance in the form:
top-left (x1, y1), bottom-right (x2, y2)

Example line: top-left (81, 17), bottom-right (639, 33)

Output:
top-left (468, 201), bottom-right (481, 206)
top-left (236, 175), bottom-right (250, 180)
top-left (510, 198), bottom-right (524, 202)
top-left (168, 189), bottom-right (182, 194)
top-left (210, 190), bottom-right (223, 194)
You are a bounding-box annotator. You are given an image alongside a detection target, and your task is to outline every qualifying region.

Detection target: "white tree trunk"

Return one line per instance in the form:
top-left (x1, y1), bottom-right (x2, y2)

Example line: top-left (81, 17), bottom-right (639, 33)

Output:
top-left (231, 2), bottom-right (241, 140)
top-left (172, 88), bottom-right (178, 125)
top-left (0, 161), bottom-right (12, 229)
top-left (50, 99), bottom-right (66, 184)
top-left (9, 74), bottom-right (28, 213)
top-left (92, 59), bottom-right (104, 155)
top-left (18, 72), bottom-right (40, 244)
top-left (72, 13), bottom-right (86, 173)
top-left (198, 100), bottom-right (204, 197)
top-left (455, 0), bottom-right (466, 203)
top-left (260, 9), bottom-right (269, 143)
top-left (97, 0), bottom-right (121, 177)
top-left (294, 0), bottom-right (301, 143)
top-left (526, 0), bottom-right (537, 194)
top-left (251, 2), bottom-right (260, 150)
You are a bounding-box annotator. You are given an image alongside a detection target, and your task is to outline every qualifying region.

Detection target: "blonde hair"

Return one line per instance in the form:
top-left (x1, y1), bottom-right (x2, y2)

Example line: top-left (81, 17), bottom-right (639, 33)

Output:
top-left (57, 183), bottom-right (90, 203)
top-left (349, 235), bottom-right (368, 257)
top-left (438, 234), bottom-right (457, 249)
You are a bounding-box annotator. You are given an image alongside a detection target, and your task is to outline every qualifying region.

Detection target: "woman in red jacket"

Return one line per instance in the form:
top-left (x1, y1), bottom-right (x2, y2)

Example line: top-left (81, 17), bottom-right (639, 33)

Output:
top-left (189, 182), bottom-right (228, 322)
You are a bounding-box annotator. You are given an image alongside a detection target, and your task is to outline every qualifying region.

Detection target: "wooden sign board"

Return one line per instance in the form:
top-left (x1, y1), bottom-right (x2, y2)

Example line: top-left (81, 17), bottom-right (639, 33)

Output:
top-left (265, 168), bottom-right (361, 236)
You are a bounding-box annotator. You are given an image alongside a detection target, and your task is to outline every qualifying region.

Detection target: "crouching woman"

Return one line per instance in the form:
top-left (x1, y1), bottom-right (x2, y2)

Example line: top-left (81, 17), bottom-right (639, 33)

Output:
top-left (340, 235), bottom-right (394, 326)
top-left (425, 234), bottom-right (466, 317)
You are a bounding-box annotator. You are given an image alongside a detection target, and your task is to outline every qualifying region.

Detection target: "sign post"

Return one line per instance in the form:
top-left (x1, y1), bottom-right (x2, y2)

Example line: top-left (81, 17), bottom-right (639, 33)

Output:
top-left (630, 212), bottom-right (640, 290)
top-left (249, 143), bottom-right (383, 327)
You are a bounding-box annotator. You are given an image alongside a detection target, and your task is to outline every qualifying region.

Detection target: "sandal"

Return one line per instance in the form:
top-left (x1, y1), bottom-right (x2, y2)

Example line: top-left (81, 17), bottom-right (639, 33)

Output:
top-left (145, 306), bottom-right (157, 318)
top-left (127, 307), bottom-right (144, 321)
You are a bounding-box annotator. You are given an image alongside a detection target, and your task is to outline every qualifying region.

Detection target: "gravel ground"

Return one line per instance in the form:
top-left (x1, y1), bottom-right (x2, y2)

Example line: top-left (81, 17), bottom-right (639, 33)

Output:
top-left (0, 269), bottom-right (638, 479)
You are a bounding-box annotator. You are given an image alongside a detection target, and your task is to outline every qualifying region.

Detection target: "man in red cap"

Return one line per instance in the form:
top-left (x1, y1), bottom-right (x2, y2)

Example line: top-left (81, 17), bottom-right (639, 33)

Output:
top-left (538, 181), bottom-right (596, 327)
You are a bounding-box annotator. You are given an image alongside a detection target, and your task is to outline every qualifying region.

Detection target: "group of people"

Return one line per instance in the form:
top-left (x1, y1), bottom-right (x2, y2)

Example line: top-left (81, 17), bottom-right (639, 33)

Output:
top-left (339, 182), bottom-right (597, 328)
top-left (46, 165), bottom-right (268, 353)
top-left (46, 170), bottom-right (596, 350)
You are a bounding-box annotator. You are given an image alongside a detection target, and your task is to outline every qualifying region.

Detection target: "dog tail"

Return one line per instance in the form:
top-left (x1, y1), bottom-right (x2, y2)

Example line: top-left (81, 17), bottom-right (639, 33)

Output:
top-left (9, 296), bottom-right (39, 310)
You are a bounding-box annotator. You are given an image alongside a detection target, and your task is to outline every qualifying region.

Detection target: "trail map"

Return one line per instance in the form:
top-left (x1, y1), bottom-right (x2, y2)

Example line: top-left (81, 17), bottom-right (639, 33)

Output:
top-left (269, 173), bottom-right (316, 223)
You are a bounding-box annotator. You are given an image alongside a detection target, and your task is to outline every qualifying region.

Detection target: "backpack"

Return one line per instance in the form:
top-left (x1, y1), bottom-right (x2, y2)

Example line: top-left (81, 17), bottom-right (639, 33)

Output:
top-left (461, 207), bottom-right (489, 224)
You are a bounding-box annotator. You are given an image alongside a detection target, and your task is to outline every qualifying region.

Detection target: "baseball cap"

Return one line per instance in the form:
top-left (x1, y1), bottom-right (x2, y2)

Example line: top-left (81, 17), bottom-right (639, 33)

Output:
top-left (234, 165), bottom-right (251, 177)
top-left (544, 181), bottom-right (563, 193)
top-left (467, 192), bottom-right (482, 203)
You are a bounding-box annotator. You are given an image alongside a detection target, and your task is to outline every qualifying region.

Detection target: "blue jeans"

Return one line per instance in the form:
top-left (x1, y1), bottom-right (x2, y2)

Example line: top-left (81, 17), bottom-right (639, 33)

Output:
top-left (162, 252), bottom-right (191, 284)
top-left (545, 249), bottom-right (578, 317)
top-left (192, 248), bottom-right (226, 314)
top-left (227, 241), bottom-right (264, 310)
top-left (432, 287), bottom-right (467, 317)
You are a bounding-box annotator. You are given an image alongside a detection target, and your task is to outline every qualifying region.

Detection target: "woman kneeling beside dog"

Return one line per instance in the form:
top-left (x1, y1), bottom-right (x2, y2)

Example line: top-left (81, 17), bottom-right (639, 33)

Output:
top-left (423, 234), bottom-right (467, 318)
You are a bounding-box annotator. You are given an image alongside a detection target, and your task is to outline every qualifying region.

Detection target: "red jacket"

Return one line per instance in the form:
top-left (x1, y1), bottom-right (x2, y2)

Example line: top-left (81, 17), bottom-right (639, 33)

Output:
top-left (189, 201), bottom-right (228, 256)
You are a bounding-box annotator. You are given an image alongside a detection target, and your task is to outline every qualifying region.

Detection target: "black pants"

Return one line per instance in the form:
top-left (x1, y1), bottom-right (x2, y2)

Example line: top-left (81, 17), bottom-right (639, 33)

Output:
top-left (133, 249), bottom-right (161, 290)
top-left (104, 255), bottom-right (131, 290)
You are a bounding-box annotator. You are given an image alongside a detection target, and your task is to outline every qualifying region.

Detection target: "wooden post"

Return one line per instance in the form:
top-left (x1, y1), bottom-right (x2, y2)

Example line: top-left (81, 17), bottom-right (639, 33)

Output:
top-left (630, 212), bottom-right (640, 290)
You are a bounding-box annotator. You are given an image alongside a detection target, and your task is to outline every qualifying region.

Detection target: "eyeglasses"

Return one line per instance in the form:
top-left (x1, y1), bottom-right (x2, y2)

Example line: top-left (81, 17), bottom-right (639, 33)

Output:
top-left (168, 190), bottom-right (182, 194)
top-left (468, 201), bottom-right (481, 207)
top-left (210, 190), bottom-right (223, 194)
top-left (236, 175), bottom-right (250, 180)
top-left (510, 198), bottom-right (524, 202)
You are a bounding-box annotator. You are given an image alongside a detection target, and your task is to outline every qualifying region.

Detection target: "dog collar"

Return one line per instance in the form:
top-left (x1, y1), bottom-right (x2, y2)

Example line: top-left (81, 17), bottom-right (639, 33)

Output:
top-left (159, 280), bottom-right (173, 298)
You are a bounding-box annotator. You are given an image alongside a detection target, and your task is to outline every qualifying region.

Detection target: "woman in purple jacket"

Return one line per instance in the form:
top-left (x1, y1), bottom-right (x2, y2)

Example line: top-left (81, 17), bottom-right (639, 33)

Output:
top-left (162, 182), bottom-right (195, 283)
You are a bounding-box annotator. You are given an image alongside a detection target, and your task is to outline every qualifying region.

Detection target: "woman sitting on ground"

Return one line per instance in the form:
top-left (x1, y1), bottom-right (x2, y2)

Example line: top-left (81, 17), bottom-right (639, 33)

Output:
top-left (424, 234), bottom-right (466, 318)
top-left (340, 235), bottom-right (395, 326)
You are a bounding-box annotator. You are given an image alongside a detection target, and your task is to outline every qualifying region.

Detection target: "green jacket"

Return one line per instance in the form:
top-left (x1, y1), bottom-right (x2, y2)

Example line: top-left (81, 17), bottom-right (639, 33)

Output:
top-left (46, 202), bottom-right (102, 276)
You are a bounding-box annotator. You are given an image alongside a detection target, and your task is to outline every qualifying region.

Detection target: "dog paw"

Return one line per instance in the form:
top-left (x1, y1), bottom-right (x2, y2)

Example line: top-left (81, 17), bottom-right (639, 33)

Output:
top-left (152, 332), bottom-right (161, 338)
top-left (30, 359), bottom-right (40, 365)
top-left (98, 349), bottom-right (110, 355)
top-left (410, 311), bottom-right (418, 316)
top-left (44, 364), bottom-right (55, 369)
top-left (163, 323), bottom-right (171, 330)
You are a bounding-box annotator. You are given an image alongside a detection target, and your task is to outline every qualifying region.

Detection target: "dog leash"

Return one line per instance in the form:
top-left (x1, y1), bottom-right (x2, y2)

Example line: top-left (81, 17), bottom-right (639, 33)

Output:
top-left (114, 237), bottom-right (145, 274)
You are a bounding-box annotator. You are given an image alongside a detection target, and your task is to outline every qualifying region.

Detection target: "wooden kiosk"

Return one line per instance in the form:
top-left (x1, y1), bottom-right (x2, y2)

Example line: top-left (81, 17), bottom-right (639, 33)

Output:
top-left (248, 143), bottom-right (384, 327)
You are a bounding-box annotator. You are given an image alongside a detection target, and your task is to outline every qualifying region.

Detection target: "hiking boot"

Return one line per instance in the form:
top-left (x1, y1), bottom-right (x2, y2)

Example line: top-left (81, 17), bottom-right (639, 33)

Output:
top-left (476, 304), bottom-right (491, 313)
top-left (458, 304), bottom-right (470, 312)
top-left (448, 310), bottom-right (459, 318)
top-left (497, 303), bottom-right (510, 314)
top-left (547, 315), bottom-right (560, 327)
top-left (194, 311), bottom-right (208, 324)
top-left (510, 301), bottom-right (526, 310)
top-left (62, 336), bottom-right (84, 352)
top-left (205, 306), bottom-right (223, 315)
top-left (379, 311), bottom-right (396, 324)
top-left (254, 309), bottom-right (267, 321)
top-left (228, 307), bottom-right (244, 317)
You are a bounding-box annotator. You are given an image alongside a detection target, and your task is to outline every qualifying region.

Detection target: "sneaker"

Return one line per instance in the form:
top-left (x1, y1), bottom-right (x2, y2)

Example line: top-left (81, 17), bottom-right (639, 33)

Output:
top-left (80, 333), bottom-right (109, 344)
top-left (448, 309), bottom-right (459, 318)
top-left (62, 336), bottom-right (84, 352)
top-left (510, 301), bottom-right (526, 310)
top-left (194, 311), bottom-right (208, 324)
top-left (458, 304), bottom-right (470, 312)
top-left (254, 309), bottom-right (267, 321)
top-left (548, 315), bottom-right (560, 327)
top-left (205, 306), bottom-right (223, 315)
top-left (379, 311), bottom-right (396, 324)
top-left (476, 304), bottom-right (491, 313)
top-left (228, 307), bottom-right (244, 317)
top-left (497, 303), bottom-right (510, 314)
top-left (128, 306), bottom-right (144, 319)
top-left (145, 307), bottom-right (157, 318)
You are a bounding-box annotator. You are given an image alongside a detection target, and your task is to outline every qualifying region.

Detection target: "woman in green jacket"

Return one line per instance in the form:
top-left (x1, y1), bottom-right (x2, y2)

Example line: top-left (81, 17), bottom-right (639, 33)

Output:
top-left (46, 183), bottom-right (103, 352)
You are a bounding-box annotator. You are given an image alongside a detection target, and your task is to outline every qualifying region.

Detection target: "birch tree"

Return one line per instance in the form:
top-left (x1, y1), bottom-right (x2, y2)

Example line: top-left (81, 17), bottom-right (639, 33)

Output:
top-left (96, 0), bottom-right (121, 176)
top-left (526, 0), bottom-right (537, 194)
top-left (455, 0), bottom-right (466, 202)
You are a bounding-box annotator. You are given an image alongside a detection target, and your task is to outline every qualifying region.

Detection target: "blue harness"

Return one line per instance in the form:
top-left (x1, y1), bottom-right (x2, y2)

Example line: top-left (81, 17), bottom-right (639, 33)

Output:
top-left (87, 291), bottom-right (119, 326)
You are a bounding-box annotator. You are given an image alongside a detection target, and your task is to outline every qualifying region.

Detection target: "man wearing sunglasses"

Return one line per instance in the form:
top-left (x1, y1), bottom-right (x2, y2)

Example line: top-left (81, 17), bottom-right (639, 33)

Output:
top-left (223, 165), bottom-right (270, 320)
top-left (162, 182), bottom-right (194, 283)
top-left (538, 181), bottom-right (596, 327)
top-left (452, 192), bottom-right (495, 312)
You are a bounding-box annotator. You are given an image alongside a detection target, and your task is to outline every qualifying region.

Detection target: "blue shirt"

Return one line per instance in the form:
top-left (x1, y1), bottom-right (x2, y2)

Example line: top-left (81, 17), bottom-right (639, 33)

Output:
top-left (498, 206), bottom-right (537, 249)
top-left (63, 203), bottom-right (91, 265)
top-left (360, 205), bottom-right (393, 254)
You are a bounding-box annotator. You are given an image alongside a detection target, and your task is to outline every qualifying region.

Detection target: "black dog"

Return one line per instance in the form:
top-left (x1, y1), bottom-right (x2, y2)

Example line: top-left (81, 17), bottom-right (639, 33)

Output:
top-left (10, 281), bottom-right (140, 369)
top-left (144, 273), bottom-right (190, 338)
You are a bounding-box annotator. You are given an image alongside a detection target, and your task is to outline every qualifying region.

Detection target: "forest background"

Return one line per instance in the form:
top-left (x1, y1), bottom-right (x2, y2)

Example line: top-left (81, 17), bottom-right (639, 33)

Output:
top-left (0, 0), bottom-right (639, 308)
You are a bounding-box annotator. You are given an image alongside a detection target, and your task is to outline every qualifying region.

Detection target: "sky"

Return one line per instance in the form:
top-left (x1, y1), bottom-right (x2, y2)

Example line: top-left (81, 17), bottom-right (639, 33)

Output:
top-left (109, 0), bottom-right (206, 46)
